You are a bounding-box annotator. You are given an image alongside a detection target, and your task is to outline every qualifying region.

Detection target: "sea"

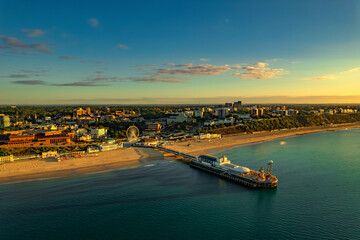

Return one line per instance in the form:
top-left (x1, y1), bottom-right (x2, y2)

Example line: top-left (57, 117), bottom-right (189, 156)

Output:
top-left (1, 128), bottom-right (360, 240)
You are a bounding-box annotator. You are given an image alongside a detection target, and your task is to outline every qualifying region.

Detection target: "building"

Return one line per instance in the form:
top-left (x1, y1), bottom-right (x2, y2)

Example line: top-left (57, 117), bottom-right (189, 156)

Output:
top-left (233, 101), bottom-right (242, 111)
top-left (115, 110), bottom-right (125, 117)
top-left (136, 138), bottom-right (158, 147)
top-left (75, 108), bottom-right (88, 116)
top-left (99, 143), bottom-right (123, 151)
top-left (278, 110), bottom-right (288, 116)
top-left (250, 107), bottom-right (264, 116)
top-left (0, 114), bottom-right (11, 128)
top-left (198, 133), bottom-right (222, 140)
top-left (167, 113), bottom-right (188, 124)
top-left (75, 128), bottom-right (88, 135)
top-left (216, 108), bottom-right (230, 119)
top-left (78, 134), bottom-right (92, 142)
top-left (86, 107), bottom-right (91, 115)
top-left (184, 111), bottom-right (194, 117)
top-left (204, 117), bottom-right (235, 126)
top-left (42, 151), bottom-right (58, 158)
top-left (0, 130), bottom-right (74, 147)
top-left (287, 109), bottom-right (299, 116)
top-left (145, 122), bottom-right (161, 135)
top-left (325, 109), bottom-right (334, 115)
top-left (0, 155), bottom-right (14, 163)
top-left (194, 109), bottom-right (204, 118)
top-left (90, 128), bottom-right (107, 138)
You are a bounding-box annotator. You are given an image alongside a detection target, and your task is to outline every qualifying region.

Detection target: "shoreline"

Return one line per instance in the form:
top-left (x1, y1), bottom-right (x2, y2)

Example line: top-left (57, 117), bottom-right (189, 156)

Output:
top-left (1, 122), bottom-right (359, 184)
top-left (166, 122), bottom-right (360, 155)
top-left (0, 147), bottom-right (165, 184)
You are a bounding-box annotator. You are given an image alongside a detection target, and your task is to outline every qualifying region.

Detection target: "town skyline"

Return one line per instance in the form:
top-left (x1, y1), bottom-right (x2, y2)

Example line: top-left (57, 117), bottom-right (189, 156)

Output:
top-left (1, 0), bottom-right (360, 105)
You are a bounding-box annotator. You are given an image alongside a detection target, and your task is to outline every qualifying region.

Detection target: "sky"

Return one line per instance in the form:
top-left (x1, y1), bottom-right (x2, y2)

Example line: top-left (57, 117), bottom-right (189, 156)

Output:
top-left (1, 0), bottom-right (360, 105)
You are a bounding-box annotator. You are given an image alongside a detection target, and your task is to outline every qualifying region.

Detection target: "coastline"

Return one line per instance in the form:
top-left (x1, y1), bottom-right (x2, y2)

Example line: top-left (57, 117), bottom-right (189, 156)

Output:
top-left (166, 122), bottom-right (360, 155)
top-left (0, 147), bottom-right (165, 184)
top-left (1, 122), bottom-right (359, 184)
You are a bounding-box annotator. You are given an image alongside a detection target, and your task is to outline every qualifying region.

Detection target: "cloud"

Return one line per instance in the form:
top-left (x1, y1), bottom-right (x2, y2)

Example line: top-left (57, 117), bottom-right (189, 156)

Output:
top-left (341, 67), bottom-right (360, 74)
top-left (21, 69), bottom-right (48, 73)
top-left (97, 61), bottom-right (105, 64)
top-left (199, 58), bottom-right (209, 62)
top-left (306, 66), bottom-right (360, 81)
top-left (157, 64), bottom-right (232, 75)
top-left (3, 70), bottom-right (48, 79)
top-left (252, 62), bottom-right (269, 68)
top-left (22, 29), bottom-right (44, 37)
top-left (225, 19), bottom-right (230, 23)
top-left (133, 61), bottom-right (286, 82)
top-left (88, 18), bottom-right (99, 27)
top-left (116, 44), bottom-right (129, 50)
top-left (53, 82), bottom-right (107, 87)
top-left (175, 63), bottom-right (194, 68)
top-left (310, 74), bottom-right (337, 80)
top-left (52, 76), bottom-right (122, 87)
top-left (128, 76), bottom-right (189, 83)
top-left (4, 74), bottom-right (29, 78)
top-left (236, 69), bottom-right (286, 79)
top-left (235, 62), bottom-right (286, 79)
top-left (59, 56), bottom-right (80, 60)
top-left (0, 35), bottom-right (52, 54)
top-left (95, 71), bottom-right (104, 74)
top-left (12, 80), bottom-right (46, 85)
top-left (88, 77), bottom-right (119, 82)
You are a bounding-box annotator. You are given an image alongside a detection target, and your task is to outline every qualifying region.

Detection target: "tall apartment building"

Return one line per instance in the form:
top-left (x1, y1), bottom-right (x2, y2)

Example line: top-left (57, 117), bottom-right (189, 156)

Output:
top-left (233, 101), bottom-right (242, 111)
top-left (217, 108), bottom-right (230, 119)
top-left (250, 107), bottom-right (264, 116)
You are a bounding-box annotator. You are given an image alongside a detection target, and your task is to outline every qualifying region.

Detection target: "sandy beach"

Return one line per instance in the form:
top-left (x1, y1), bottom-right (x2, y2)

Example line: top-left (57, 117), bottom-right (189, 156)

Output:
top-left (167, 122), bottom-right (360, 155)
top-left (0, 147), bottom-right (165, 184)
top-left (1, 122), bottom-right (359, 184)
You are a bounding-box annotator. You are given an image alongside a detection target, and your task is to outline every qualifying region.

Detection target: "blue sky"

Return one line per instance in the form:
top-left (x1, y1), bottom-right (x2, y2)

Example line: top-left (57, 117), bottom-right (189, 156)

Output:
top-left (1, 0), bottom-right (360, 104)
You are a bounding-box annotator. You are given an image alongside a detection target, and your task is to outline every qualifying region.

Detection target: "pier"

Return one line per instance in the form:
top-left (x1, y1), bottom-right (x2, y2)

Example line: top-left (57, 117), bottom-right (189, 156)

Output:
top-left (154, 146), bottom-right (197, 161)
top-left (153, 145), bottom-right (278, 189)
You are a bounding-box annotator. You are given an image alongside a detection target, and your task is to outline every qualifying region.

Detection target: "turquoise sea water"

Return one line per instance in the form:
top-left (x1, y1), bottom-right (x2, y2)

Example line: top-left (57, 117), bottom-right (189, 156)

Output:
top-left (1, 129), bottom-right (360, 240)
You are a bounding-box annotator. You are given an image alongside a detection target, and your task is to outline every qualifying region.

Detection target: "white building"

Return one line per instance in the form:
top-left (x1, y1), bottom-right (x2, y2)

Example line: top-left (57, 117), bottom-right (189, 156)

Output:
top-left (198, 133), bottom-right (221, 139)
top-left (42, 151), bottom-right (58, 158)
top-left (204, 117), bottom-right (235, 126)
top-left (90, 128), bottom-right (107, 138)
top-left (167, 113), bottom-right (188, 124)
top-left (99, 143), bottom-right (123, 151)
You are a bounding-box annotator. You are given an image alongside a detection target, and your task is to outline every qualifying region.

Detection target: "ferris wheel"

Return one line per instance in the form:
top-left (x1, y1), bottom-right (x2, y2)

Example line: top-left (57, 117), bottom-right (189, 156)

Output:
top-left (126, 126), bottom-right (139, 142)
